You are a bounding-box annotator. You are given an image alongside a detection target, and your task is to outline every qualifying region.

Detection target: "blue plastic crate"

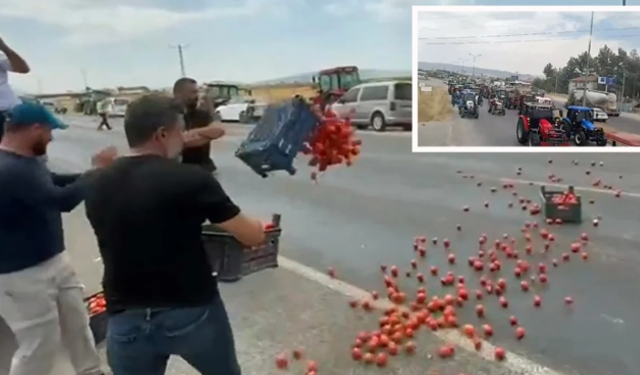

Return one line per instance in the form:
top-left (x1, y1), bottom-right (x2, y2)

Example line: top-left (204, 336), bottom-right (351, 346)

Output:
top-left (235, 97), bottom-right (320, 177)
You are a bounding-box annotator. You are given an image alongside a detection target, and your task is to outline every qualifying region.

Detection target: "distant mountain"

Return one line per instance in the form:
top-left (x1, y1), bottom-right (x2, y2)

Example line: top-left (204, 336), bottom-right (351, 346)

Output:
top-left (418, 61), bottom-right (542, 81)
top-left (252, 69), bottom-right (411, 85)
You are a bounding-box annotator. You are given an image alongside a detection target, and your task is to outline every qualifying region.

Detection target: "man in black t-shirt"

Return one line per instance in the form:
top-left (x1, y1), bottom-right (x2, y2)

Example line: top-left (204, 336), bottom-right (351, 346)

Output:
top-left (84, 94), bottom-right (266, 375)
top-left (173, 77), bottom-right (225, 173)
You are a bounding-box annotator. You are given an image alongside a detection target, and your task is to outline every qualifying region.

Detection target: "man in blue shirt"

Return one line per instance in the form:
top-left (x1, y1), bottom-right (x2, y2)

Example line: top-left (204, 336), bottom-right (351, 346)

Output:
top-left (0, 102), bottom-right (115, 375)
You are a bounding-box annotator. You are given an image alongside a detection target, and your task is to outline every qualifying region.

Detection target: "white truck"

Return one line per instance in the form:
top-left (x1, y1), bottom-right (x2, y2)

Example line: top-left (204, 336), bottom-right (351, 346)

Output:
top-left (566, 89), bottom-right (620, 117)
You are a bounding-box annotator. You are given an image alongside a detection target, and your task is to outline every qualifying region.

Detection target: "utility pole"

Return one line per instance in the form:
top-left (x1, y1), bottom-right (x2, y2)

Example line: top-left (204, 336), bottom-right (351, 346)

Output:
top-left (170, 44), bottom-right (188, 77)
top-left (554, 71), bottom-right (559, 93)
top-left (469, 53), bottom-right (481, 77)
top-left (622, 0), bottom-right (626, 5)
top-left (621, 70), bottom-right (627, 102)
top-left (582, 11), bottom-right (594, 107)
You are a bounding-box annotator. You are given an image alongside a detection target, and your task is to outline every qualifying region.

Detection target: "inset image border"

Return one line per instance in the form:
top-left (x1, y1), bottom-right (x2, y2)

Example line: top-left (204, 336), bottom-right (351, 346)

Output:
top-left (412, 5), bottom-right (640, 153)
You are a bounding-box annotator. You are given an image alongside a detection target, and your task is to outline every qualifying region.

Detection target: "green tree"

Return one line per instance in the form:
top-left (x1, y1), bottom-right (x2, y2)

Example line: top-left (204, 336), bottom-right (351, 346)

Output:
top-left (541, 45), bottom-right (640, 100)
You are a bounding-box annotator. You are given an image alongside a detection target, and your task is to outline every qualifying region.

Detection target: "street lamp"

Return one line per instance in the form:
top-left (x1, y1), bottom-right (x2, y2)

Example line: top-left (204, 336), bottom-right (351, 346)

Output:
top-left (469, 53), bottom-right (481, 77)
top-left (459, 58), bottom-right (467, 74)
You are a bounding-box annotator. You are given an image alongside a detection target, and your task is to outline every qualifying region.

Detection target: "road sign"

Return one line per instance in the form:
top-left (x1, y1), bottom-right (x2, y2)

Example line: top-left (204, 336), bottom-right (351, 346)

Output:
top-left (420, 86), bottom-right (433, 92)
top-left (598, 76), bottom-right (616, 85)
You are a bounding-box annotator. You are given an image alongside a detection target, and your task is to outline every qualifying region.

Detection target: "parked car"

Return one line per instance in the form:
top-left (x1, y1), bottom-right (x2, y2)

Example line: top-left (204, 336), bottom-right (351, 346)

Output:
top-left (331, 80), bottom-right (412, 132)
top-left (215, 97), bottom-right (266, 123)
top-left (592, 107), bottom-right (608, 122)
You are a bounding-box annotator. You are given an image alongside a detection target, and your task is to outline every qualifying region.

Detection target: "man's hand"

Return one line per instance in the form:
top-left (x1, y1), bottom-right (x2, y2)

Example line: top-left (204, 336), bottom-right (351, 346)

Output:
top-left (91, 146), bottom-right (118, 169)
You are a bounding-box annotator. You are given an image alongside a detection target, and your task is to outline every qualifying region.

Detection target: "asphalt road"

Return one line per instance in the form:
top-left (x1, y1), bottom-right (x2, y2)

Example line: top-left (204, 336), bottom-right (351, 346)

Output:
top-left (417, 87), bottom-right (640, 147)
top-left (7, 118), bottom-right (640, 375)
top-left (418, 101), bottom-right (640, 147)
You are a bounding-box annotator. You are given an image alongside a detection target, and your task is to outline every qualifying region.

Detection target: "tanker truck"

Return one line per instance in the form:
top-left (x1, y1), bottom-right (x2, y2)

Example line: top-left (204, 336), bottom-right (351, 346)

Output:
top-left (566, 89), bottom-right (620, 117)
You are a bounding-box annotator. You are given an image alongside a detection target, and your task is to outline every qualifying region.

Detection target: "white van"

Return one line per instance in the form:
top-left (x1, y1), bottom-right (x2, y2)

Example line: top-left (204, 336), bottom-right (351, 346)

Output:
top-left (331, 80), bottom-right (412, 132)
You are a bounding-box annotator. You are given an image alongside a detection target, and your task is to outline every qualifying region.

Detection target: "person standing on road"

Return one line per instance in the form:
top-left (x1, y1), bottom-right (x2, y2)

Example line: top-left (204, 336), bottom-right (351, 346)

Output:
top-left (0, 37), bottom-right (30, 143)
top-left (84, 94), bottom-right (266, 375)
top-left (0, 102), bottom-right (117, 375)
top-left (173, 77), bottom-right (225, 173)
top-left (97, 99), bottom-right (113, 131)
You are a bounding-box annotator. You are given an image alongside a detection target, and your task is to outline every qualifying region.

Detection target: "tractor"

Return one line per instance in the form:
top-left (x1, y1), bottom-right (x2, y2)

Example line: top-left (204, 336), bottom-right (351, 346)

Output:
top-left (516, 104), bottom-right (570, 146)
top-left (488, 96), bottom-right (505, 115)
top-left (203, 81), bottom-right (245, 108)
top-left (562, 106), bottom-right (607, 146)
top-left (311, 66), bottom-right (361, 111)
top-left (458, 90), bottom-right (479, 119)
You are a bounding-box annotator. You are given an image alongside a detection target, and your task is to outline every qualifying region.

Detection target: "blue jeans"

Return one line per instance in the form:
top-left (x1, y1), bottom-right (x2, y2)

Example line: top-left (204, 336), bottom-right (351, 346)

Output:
top-left (106, 296), bottom-right (241, 375)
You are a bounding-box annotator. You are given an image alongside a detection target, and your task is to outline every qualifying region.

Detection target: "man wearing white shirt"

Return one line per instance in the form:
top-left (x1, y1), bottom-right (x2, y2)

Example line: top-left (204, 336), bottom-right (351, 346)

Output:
top-left (0, 37), bottom-right (30, 142)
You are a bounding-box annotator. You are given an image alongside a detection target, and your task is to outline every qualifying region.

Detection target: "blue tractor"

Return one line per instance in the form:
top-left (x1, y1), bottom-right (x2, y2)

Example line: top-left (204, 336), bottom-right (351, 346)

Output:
top-left (562, 106), bottom-right (607, 146)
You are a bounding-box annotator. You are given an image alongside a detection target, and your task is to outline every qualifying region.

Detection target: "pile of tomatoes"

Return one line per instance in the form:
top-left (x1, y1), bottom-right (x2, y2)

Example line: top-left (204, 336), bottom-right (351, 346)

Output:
top-left (550, 192), bottom-right (578, 205)
top-left (86, 292), bottom-right (107, 316)
top-left (302, 108), bottom-right (362, 181)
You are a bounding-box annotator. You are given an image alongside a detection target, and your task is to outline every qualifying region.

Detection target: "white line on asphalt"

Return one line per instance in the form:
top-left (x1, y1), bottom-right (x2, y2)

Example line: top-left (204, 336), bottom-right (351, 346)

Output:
top-left (278, 256), bottom-right (566, 375)
top-left (498, 177), bottom-right (640, 199)
top-left (600, 314), bottom-right (624, 325)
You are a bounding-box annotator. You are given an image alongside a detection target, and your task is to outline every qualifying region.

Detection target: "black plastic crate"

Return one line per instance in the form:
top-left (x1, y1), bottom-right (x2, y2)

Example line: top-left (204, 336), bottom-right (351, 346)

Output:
top-left (84, 291), bottom-right (108, 345)
top-left (539, 185), bottom-right (582, 223)
top-left (202, 214), bottom-right (282, 282)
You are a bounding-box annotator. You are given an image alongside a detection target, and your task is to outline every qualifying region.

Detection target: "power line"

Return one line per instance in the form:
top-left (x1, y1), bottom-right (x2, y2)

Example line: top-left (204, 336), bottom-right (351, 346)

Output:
top-left (418, 26), bottom-right (640, 40)
top-left (419, 19), bottom-right (543, 31)
top-left (419, 33), bottom-right (640, 45)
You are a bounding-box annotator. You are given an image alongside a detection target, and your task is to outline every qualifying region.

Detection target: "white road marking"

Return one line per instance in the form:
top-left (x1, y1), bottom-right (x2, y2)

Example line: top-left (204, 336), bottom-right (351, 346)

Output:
top-left (601, 314), bottom-right (624, 325)
top-left (498, 177), bottom-right (640, 199)
top-left (278, 255), bottom-right (566, 375)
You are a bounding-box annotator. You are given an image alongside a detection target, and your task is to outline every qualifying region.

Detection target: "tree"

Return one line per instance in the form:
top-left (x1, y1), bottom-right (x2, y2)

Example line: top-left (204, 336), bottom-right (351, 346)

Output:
top-left (542, 63), bottom-right (555, 79)
top-left (540, 45), bottom-right (640, 100)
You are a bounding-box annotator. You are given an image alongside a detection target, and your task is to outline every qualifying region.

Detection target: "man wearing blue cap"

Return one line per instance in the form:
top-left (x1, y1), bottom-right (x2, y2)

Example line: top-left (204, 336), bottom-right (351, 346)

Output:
top-left (0, 36), bottom-right (30, 143)
top-left (0, 102), bottom-right (115, 375)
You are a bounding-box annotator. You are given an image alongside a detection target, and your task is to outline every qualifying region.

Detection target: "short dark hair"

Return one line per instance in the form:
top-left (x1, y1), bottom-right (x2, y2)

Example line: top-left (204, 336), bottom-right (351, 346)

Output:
top-left (173, 77), bottom-right (197, 95)
top-left (124, 94), bottom-right (183, 148)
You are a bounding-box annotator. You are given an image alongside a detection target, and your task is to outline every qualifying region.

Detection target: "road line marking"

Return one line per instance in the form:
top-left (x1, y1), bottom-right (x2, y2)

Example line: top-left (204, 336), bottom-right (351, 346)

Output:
top-left (278, 255), bottom-right (566, 375)
top-left (601, 314), bottom-right (624, 324)
top-left (497, 177), bottom-right (640, 199)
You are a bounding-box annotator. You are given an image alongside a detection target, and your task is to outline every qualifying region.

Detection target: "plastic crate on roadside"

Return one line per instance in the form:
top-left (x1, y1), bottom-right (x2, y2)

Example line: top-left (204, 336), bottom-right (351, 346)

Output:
top-left (84, 291), bottom-right (108, 345)
top-left (539, 185), bottom-right (582, 223)
top-left (202, 214), bottom-right (282, 282)
top-left (235, 97), bottom-right (320, 178)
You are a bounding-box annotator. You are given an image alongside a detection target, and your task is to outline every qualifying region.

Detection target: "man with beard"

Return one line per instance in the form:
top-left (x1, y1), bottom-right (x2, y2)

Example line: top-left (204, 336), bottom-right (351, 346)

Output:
top-left (0, 102), bottom-right (116, 375)
top-left (84, 94), bottom-right (265, 375)
top-left (0, 37), bottom-right (30, 143)
top-left (173, 77), bottom-right (225, 173)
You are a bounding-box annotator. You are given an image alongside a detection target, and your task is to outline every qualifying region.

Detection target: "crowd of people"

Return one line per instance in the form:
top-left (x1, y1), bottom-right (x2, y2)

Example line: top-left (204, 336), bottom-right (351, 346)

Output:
top-left (0, 37), bottom-right (266, 375)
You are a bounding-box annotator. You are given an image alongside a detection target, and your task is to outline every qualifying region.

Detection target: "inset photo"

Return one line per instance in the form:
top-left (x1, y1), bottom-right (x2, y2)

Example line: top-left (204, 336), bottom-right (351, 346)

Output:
top-left (413, 6), bottom-right (640, 152)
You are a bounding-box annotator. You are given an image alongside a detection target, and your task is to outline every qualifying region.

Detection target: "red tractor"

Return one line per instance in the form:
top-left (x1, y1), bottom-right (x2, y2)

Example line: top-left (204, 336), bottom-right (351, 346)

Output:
top-left (516, 104), bottom-right (570, 146)
top-left (311, 66), bottom-right (361, 110)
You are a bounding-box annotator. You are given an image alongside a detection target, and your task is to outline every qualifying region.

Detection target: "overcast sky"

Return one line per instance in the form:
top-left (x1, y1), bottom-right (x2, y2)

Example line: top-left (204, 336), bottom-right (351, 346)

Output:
top-left (3, 0), bottom-right (640, 93)
top-left (416, 11), bottom-right (640, 76)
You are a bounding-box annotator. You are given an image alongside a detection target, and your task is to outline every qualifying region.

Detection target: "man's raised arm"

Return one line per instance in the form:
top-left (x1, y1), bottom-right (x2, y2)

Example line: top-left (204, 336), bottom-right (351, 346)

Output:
top-left (0, 37), bottom-right (30, 74)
